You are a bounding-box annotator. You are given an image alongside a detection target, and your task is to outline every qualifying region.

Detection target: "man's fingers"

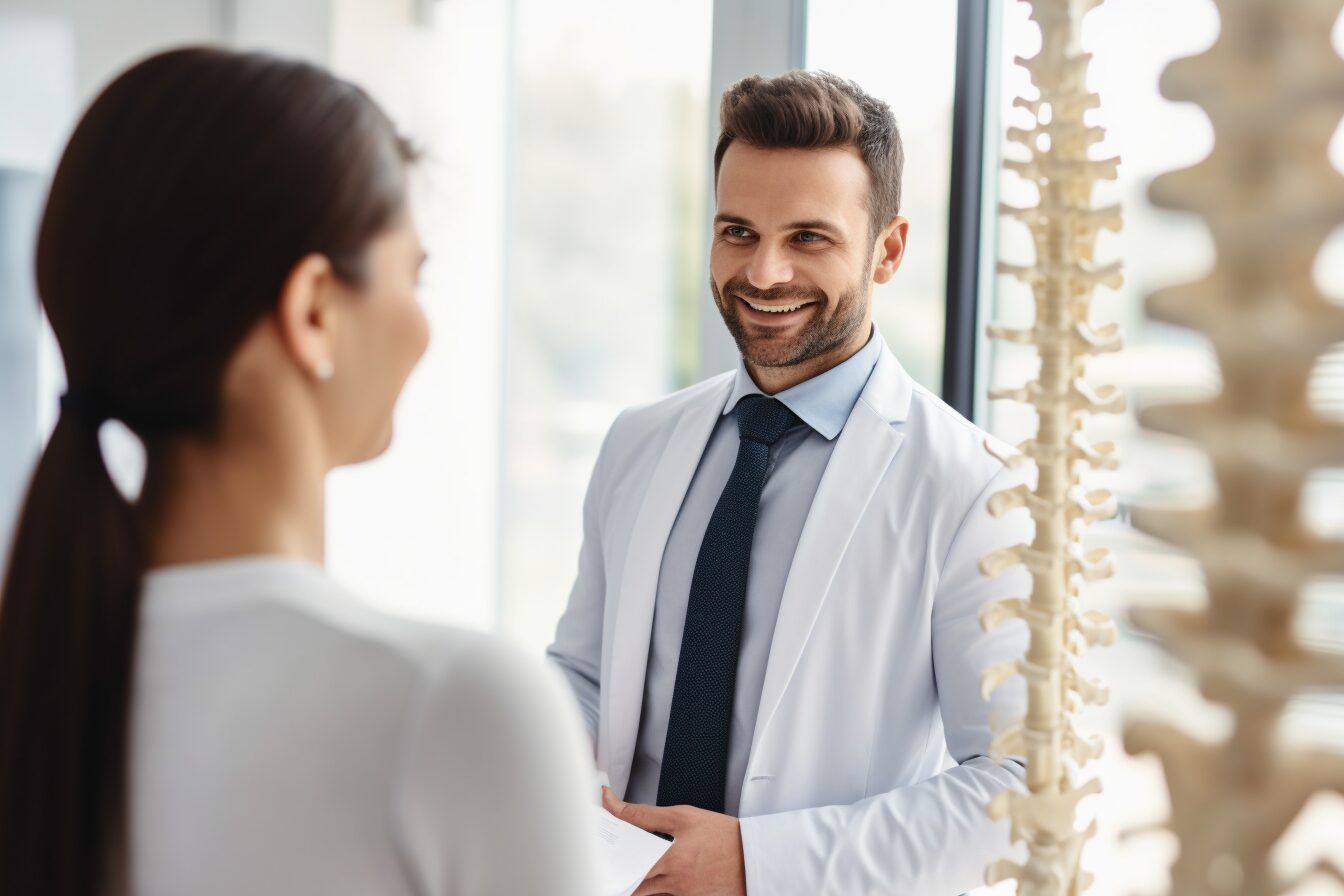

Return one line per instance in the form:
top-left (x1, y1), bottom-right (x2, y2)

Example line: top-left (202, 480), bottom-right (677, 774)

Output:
top-left (630, 878), bottom-right (673, 896)
top-left (602, 787), bottom-right (681, 835)
top-left (631, 856), bottom-right (674, 896)
top-left (630, 881), bottom-right (673, 896)
top-left (643, 848), bottom-right (677, 880)
top-left (632, 852), bottom-right (675, 896)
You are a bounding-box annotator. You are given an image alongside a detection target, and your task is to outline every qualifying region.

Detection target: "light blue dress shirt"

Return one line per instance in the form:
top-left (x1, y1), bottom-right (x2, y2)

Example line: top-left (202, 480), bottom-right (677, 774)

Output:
top-left (624, 326), bottom-right (884, 816)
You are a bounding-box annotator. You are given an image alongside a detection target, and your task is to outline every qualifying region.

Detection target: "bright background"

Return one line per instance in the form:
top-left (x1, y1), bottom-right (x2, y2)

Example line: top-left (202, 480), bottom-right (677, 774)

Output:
top-left (0, 1), bottom-right (1341, 892)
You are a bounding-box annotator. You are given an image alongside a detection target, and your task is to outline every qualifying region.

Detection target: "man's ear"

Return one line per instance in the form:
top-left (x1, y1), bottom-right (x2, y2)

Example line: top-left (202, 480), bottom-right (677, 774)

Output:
top-left (872, 216), bottom-right (909, 285)
top-left (276, 253), bottom-right (338, 381)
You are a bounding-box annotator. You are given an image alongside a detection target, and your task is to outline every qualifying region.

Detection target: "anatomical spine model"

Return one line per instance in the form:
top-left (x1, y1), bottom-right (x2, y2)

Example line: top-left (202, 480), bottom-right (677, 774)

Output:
top-left (1122, 1), bottom-right (1344, 894)
top-left (977, 0), bottom-right (1123, 893)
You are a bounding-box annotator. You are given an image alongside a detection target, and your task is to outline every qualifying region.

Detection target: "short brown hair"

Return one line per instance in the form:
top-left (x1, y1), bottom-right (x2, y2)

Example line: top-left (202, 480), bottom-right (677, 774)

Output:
top-left (714, 70), bottom-right (904, 240)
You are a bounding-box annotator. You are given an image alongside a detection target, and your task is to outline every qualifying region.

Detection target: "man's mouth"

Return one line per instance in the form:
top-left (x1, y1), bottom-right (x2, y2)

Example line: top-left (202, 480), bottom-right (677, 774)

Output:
top-left (736, 295), bottom-right (817, 315)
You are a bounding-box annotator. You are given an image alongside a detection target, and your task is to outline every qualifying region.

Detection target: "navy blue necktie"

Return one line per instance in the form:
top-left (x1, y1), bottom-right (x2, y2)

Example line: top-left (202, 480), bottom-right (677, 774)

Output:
top-left (656, 394), bottom-right (800, 813)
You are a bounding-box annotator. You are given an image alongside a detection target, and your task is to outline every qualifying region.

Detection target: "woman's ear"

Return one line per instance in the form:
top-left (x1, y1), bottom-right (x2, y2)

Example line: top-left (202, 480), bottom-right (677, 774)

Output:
top-left (872, 216), bottom-right (909, 285)
top-left (276, 253), bottom-right (339, 382)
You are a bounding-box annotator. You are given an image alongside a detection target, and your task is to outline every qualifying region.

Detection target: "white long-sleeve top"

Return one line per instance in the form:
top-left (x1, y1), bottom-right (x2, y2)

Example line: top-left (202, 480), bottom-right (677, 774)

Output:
top-left (130, 555), bottom-right (596, 896)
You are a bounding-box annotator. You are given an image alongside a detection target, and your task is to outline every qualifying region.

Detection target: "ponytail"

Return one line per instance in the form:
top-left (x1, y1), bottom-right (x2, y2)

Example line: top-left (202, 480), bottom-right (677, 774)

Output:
top-left (0, 408), bottom-right (146, 894)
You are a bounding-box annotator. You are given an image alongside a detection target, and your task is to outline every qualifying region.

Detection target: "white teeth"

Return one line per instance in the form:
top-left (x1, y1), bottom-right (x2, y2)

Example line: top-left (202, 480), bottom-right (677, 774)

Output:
top-left (746, 300), bottom-right (807, 313)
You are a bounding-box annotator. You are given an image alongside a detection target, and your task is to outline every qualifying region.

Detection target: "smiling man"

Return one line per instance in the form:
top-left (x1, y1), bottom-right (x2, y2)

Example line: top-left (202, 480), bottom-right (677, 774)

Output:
top-left (548, 71), bottom-right (1032, 895)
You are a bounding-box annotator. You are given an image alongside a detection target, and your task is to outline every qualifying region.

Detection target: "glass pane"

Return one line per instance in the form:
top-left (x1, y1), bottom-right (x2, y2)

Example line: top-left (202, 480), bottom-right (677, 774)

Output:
top-left (326, 0), bottom-right (514, 632)
top-left (806, 0), bottom-right (960, 393)
top-left (500, 1), bottom-right (714, 652)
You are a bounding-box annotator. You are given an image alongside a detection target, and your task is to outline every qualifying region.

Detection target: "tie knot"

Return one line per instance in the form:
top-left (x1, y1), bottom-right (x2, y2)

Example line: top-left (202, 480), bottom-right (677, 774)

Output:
top-left (734, 395), bottom-right (799, 446)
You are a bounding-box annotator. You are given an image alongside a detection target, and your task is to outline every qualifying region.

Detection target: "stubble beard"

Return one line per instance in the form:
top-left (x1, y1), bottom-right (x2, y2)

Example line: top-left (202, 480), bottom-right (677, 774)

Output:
top-left (710, 272), bottom-right (870, 370)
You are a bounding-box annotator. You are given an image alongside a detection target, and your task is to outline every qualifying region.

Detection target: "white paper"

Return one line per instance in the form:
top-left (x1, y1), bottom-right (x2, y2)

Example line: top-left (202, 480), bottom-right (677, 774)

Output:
top-left (592, 805), bottom-right (673, 896)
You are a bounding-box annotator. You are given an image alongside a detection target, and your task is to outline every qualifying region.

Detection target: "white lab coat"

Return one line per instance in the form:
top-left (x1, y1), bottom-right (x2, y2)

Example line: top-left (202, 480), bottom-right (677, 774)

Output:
top-left (548, 345), bottom-right (1033, 894)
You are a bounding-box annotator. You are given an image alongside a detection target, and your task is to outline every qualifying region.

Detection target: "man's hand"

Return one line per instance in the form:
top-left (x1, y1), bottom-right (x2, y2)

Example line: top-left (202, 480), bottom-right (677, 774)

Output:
top-left (602, 787), bottom-right (747, 896)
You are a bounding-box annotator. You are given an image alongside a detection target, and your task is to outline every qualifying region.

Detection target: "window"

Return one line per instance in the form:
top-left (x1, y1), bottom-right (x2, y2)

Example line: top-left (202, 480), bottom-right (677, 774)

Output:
top-left (325, 0), bottom-right (514, 631)
top-left (806, 0), bottom-right (960, 394)
top-left (497, 1), bottom-right (714, 650)
top-left (321, 2), bottom-right (713, 649)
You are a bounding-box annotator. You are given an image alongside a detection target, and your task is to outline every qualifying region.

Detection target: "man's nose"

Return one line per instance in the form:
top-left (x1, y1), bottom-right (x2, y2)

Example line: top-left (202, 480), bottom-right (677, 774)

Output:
top-left (745, 243), bottom-right (794, 291)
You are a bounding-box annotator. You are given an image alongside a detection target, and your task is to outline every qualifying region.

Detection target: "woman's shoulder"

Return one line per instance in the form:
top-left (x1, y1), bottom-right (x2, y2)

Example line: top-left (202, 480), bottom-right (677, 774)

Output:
top-left (274, 571), bottom-right (555, 710)
top-left (138, 555), bottom-right (544, 704)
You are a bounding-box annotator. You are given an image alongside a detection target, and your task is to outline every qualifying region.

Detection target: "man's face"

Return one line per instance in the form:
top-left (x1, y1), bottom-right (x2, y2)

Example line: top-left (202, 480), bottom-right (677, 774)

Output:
top-left (710, 142), bottom-right (885, 372)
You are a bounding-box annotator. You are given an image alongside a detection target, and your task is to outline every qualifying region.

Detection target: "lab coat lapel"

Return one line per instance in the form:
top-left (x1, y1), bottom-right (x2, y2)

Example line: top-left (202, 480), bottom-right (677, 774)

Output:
top-left (746, 348), bottom-right (913, 778)
top-left (606, 377), bottom-right (733, 794)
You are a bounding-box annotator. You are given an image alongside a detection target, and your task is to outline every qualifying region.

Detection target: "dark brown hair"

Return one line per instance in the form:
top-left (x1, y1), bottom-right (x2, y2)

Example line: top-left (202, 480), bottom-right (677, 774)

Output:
top-left (713, 70), bottom-right (904, 239)
top-left (0, 46), bottom-right (413, 895)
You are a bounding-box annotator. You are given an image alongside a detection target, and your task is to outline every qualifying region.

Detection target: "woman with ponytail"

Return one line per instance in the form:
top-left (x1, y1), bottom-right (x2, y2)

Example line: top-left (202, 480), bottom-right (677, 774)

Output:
top-left (0, 47), bottom-right (596, 896)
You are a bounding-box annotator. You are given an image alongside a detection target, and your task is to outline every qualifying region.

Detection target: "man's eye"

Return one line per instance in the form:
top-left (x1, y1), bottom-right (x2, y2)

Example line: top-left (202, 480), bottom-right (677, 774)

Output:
top-left (725, 226), bottom-right (752, 239)
top-left (796, 231), bottom-right (825, 243)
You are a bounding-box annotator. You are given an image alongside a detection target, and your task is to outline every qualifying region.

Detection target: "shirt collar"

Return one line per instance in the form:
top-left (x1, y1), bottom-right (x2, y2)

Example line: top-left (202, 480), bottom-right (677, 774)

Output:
top-left (722, 325), bottom-right (884, 440)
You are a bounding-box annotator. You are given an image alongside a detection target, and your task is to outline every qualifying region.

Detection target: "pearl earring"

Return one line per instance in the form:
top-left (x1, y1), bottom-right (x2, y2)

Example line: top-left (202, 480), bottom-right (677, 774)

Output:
top-left (314, 359), bottom-right (335, 381)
